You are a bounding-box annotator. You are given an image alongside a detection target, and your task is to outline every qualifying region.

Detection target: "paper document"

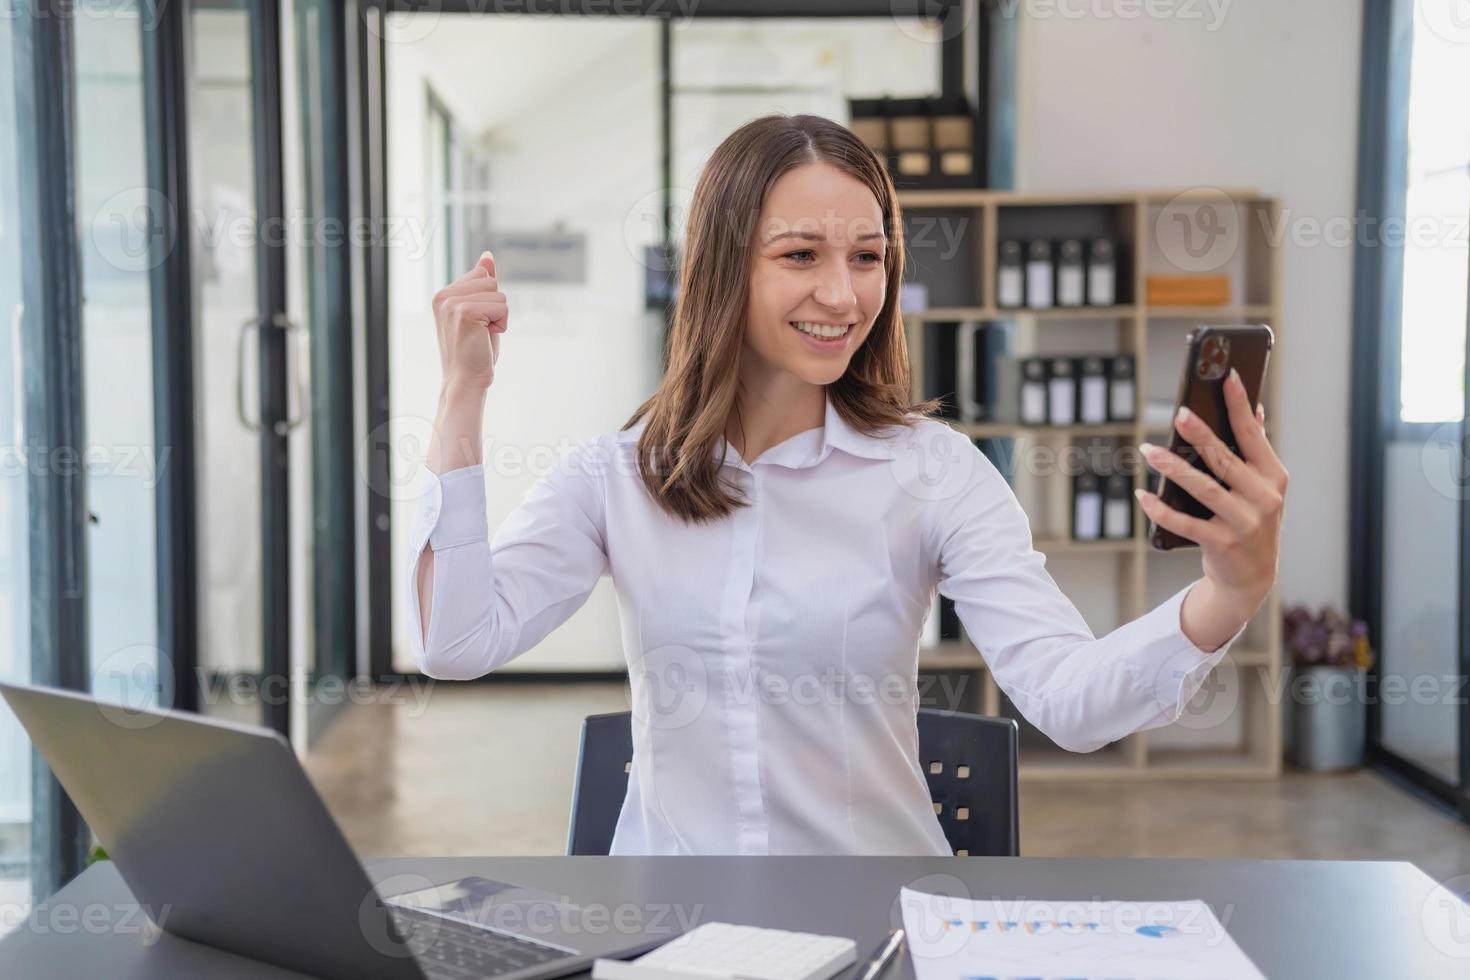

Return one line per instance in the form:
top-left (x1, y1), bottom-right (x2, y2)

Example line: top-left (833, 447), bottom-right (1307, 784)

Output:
top-left (899, 885), bottom-right (1266, 979)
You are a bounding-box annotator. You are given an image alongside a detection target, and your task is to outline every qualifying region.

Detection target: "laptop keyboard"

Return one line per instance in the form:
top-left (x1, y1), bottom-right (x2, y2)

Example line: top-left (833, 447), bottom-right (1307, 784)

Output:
top-left (388, 904), bottom-right (576, 979)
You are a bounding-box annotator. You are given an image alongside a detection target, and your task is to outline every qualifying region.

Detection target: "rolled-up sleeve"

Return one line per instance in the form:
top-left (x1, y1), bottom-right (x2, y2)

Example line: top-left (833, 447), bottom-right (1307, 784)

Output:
top-left (931, 437), bottom-right (1246, 753)
top-left (405, 436), bottom-right (610, 680)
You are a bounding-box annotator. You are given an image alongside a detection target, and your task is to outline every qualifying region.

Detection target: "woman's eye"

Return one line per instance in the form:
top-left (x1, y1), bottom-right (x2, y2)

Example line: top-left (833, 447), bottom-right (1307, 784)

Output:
top-left (783, 250), bottom-right (884, 265)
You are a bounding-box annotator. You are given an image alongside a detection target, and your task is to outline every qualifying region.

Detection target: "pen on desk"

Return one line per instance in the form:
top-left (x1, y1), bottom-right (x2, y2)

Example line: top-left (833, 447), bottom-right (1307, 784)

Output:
top-left (853, 927), bottom-right (904, 980)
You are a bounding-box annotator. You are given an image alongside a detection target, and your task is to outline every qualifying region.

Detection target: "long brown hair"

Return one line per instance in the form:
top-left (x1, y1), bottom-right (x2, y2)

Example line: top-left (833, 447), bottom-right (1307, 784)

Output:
top-left (622, 113), bottom-right (943, 524)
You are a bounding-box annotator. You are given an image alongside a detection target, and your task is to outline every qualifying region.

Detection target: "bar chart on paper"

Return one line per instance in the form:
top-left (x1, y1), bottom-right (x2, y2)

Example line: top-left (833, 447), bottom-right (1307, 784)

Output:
top-left (898, 886), bottom-right (1266, 980)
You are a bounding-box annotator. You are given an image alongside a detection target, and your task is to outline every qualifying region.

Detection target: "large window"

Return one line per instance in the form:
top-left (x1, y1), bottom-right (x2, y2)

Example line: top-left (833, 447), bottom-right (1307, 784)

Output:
top-left (1396, 5), bottom-right (1470, 425)
top-left (74, 0), bottom-right (161, 719)
top-left (1355, 0), bottom-right (1470, 820)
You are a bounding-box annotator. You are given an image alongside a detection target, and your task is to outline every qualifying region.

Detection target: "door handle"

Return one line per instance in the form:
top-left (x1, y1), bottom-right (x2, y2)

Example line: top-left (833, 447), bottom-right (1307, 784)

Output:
top-left (274, 313), bottom-right (306, 435)
top-left (236, 315), bottom-right (263, 432)
top-left (237, 313), bottom-right (305, 435)
top-left (11, 302), bottom-right (25, 456)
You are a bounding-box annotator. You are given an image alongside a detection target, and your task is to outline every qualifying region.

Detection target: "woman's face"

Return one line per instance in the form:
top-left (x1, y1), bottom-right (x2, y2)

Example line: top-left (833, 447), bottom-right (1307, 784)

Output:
top-left (744, 161), bottom-right (888, 387)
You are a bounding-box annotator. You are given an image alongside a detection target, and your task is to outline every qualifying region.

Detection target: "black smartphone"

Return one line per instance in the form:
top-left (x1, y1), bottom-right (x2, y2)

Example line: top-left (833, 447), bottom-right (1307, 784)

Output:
top-left (1148, 324), bottom-right (1274, 551)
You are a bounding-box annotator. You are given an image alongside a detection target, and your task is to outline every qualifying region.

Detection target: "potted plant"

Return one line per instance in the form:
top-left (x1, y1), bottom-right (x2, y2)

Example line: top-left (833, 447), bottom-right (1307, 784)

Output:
top-left (1283, 604), bottom-right (1375, 772)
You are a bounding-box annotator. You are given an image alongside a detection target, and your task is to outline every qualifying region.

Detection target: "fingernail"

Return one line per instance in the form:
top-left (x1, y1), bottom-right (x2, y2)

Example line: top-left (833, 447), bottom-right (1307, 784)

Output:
top-left (1133, 487), bottom-right (1150, 502)
top-left (1139, 441), bottom-right (1161, 461)
top-left (1229, 366), bottom-right (1241, 388)
top-left (1176, 405), bottom-right (1193, 425)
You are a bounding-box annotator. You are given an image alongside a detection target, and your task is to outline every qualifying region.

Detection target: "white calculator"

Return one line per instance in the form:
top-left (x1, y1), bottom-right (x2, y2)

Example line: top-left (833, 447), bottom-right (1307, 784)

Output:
top-left (590, 921), bottom-right (857, 980)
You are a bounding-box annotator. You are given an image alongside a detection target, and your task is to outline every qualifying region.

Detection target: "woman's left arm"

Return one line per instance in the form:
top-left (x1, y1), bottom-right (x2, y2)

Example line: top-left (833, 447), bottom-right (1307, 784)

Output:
top-left (923, 366), bottom-right (1287, 754)
top-left (1135, 366), bottom-right (1289, 653)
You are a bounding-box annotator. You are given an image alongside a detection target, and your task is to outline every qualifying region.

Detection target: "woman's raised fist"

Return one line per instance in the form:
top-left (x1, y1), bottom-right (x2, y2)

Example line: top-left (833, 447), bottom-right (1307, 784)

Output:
top-left (431, 251), bottom-right (508, 391)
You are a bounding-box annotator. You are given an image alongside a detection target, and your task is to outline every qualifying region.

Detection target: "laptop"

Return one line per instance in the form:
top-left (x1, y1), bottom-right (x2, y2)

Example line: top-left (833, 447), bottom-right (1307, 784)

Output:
top-left (0, 681), bottom-right (675, 980)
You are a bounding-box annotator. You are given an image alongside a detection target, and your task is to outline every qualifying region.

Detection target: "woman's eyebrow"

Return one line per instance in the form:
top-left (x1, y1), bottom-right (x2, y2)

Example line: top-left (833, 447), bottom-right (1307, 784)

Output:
top-left (763, 230), bottom-right (888, 246)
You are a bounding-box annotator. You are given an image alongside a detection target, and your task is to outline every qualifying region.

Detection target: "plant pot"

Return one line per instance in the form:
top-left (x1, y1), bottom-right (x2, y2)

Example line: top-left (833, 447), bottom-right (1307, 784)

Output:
top-left (1289, 665), bottom-right (1366, 772)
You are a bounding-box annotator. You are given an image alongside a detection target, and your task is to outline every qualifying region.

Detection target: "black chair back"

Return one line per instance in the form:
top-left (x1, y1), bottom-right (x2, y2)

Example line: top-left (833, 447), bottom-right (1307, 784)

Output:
top-left (567, 708), bottom-right (1019, 856)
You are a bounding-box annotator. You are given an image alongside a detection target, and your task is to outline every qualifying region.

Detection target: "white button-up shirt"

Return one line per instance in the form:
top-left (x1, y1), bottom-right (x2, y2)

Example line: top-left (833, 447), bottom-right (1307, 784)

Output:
top-left (406, 392), bottom-right (1242, 856)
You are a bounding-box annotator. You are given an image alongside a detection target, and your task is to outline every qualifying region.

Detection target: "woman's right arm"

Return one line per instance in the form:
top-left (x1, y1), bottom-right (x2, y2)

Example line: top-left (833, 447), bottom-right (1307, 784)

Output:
top-left (416, 251), bottom-right (505, 645)
top-left (409, 253), bottom-right (611, 679)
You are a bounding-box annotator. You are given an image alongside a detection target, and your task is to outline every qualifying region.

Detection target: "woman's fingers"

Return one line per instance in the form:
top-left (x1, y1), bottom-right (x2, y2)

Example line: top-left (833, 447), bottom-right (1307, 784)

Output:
top-left (1171, 398), bottom-right (1280, 511)
top-left (1134, 488), bottom-right (1228, 549)
top-left (1140, 441), bottom-right (1256, 532)
top-left (441, 296), bottom-right (509, 331)
top-left (432, 253), bottom-right (502, 311)
top-left (433, 271), bottom-right (500, 308)
top-left (1224, 367), bottom-right (1288, 492)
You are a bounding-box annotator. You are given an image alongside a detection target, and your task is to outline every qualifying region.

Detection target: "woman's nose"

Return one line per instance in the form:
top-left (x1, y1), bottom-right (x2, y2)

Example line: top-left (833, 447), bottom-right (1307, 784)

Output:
top-left (812, 271), bottom-right (857, 311)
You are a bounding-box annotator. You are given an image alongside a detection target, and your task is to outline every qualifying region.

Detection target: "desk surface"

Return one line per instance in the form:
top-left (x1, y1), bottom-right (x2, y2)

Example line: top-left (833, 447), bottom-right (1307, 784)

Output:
top-left (0, 855), bottom-right (1464, 978)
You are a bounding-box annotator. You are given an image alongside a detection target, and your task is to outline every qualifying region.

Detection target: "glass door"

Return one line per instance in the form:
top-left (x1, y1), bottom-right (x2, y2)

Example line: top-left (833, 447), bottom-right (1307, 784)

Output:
top-left (1358, 0), bottom-right (1470, 822)
top-left (188, 0), bottom-right (274, 729)
top-left (186, 0), bottom-right (356, 745)
top-left (283, 0), bottom-right (356, 747)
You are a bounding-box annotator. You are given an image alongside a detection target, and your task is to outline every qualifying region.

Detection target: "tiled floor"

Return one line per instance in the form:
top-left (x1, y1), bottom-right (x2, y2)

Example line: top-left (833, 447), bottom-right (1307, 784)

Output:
top-left (302, 682), bottom-right (1470, 886)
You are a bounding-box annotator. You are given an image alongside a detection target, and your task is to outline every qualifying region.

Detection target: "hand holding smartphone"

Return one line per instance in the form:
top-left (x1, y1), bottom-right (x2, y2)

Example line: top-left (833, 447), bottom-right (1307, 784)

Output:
top-left (1148, 324), bottom-right (1274, 550)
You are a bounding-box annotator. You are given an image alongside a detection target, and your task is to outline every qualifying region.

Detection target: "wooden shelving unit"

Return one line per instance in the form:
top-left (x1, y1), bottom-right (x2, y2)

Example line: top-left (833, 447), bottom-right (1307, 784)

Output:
top-left (902, 188), bottom-right (1283, 781)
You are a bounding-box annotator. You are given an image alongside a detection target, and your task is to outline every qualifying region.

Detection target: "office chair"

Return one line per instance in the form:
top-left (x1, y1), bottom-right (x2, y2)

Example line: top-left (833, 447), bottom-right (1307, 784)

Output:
top-left (566, 708), bottom-right (1019, 856)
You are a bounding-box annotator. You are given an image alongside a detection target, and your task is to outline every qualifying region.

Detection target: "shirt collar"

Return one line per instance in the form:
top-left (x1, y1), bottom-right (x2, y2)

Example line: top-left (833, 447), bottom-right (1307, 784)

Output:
top-left (615, 391), bottom-right (899, 470)
top-left (713, 391), bottom-right (897, 471)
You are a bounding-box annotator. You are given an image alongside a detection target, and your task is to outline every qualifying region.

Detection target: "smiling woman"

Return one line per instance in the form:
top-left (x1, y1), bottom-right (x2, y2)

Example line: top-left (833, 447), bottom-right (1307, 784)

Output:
top-left (407, 112), bottom-right (1287, 857)
top-left (624, 114), bottom-right (945, 524)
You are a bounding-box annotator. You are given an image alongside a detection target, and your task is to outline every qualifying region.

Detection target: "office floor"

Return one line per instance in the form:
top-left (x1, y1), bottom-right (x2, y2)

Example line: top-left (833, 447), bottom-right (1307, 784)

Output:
top-left (302, 682), bottom-right (1470, 885)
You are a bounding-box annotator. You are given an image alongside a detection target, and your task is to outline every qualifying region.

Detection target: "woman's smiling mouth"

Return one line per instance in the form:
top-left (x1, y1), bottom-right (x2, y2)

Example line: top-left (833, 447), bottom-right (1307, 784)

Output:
top-left (789, 320), bottom-right (855, 351)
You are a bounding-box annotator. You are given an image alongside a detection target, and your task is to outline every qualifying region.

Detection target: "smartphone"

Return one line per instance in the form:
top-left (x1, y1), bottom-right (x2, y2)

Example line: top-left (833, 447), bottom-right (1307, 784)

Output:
top-left (1148, 323), bottom-right (1274, 551)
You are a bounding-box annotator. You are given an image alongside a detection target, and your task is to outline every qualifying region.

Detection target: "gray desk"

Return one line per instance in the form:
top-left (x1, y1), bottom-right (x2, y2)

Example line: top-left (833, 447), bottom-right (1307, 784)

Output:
top-left (0, 856), bottom-right (1463, 978)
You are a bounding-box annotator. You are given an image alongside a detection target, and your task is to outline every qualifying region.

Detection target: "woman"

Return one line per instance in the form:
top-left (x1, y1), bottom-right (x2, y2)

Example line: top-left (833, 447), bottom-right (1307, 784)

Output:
top-left (409, 114), bottom-right (1287, 856)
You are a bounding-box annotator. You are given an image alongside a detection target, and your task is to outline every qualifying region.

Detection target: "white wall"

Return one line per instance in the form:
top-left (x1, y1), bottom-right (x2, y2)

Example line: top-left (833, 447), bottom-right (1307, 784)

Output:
top-left (386, 16), bottom-right (666, 672)
top-left (1013, 0), bottom-right (1363, 612)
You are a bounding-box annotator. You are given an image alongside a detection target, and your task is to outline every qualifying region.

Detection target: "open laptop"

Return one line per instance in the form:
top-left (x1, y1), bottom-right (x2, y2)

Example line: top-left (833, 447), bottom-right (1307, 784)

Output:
top-left (0, 681), bottom-right (675, 980)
